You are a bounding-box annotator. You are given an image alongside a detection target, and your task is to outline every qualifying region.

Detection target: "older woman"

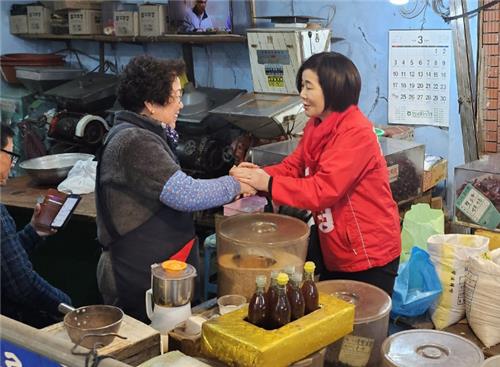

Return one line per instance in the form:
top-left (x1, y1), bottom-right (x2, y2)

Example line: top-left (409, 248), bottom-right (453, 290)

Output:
top-left (96, 55), bottom-right (252, 321)
top-left (232, 52), bottom-right (401, 295)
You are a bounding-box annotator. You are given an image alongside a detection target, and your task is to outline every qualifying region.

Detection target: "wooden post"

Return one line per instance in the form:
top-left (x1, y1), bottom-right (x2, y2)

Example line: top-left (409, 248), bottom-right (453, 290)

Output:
top-left (449, 0), bottom-right (479, 162)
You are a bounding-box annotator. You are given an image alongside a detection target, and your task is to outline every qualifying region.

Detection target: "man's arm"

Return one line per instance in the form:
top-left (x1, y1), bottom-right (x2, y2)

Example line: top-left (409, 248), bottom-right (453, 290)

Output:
top-left (1, 206), bottom-right (71, 314)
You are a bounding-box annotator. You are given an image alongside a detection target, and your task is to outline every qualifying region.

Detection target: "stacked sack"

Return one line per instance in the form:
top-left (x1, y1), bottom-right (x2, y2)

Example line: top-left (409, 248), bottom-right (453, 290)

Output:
top-left (465, 249), bottom-right (500, 348)
top-left (427, 234), bottom-right (489, 329)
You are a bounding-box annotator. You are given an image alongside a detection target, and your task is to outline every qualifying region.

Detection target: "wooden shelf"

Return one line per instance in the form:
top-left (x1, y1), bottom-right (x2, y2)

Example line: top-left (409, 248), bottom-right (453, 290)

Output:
top-left (16, 33), bottom-right (247, 45)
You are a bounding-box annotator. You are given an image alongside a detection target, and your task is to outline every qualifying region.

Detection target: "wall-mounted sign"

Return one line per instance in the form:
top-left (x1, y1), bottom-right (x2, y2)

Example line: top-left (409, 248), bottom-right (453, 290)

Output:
top-left (389, 29), bottom-right (452, 127)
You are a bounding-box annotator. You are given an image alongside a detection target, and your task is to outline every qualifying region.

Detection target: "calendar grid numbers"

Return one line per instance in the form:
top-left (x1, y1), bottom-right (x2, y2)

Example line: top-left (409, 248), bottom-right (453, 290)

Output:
top-left (389, 30), bottom-right (452, 127)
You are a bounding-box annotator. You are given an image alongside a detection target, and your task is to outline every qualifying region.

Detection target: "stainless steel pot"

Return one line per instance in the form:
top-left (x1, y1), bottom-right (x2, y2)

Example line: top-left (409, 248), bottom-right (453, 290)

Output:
top-left (150, 261), bottom-right (197, 307)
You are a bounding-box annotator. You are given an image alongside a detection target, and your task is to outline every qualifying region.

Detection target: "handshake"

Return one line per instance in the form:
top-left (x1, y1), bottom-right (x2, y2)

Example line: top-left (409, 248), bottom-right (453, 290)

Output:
top-left (230, 162), bottom-right (271, 197)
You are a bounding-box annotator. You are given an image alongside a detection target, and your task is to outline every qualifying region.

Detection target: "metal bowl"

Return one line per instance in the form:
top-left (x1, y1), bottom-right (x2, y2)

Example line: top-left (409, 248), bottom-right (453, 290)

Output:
top-left (19, 153), bottom-right (94, 185)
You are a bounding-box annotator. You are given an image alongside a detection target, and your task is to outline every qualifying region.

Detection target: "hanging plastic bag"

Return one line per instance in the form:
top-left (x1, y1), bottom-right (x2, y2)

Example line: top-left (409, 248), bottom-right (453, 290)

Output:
top-left (391, 247), bottom-right (442, 318)
top-left (401, 203), bottom-right (444, 262)
top-left (465, 249), bottom-right (500, 347)
top-left (427, 234), bottom-right (489, 329)
top-left (57, 158), bottom-right (96, 194)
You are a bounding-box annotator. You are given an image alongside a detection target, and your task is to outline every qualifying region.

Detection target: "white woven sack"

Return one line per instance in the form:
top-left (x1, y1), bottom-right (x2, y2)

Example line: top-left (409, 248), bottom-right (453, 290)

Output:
top-left (465, 249), bottom-right (500, 347)
top-left (427, 234), bottom-right (489, 329)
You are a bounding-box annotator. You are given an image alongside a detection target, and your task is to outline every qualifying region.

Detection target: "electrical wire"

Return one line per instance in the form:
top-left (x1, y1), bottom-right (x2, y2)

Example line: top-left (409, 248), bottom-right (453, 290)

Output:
top-left (399, 0), bottom-right (429, 19)
top-left (431, 0), bottom-right (450, 17)
top-left (441, 0), bottom-right (499, 22)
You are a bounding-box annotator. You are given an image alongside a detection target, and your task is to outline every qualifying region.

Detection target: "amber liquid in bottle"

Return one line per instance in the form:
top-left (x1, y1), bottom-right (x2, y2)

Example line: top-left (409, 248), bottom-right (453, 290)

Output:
top-left (248, 276), bottom-right (267, 327)
top-left (266, 272), bottom-right (279, 326)
top-left (302, 263), bottom-right (319, 314)
top-left (287, 274), bottom-right (305, 321)
top-left (269, 275), bottom-right (291, 329)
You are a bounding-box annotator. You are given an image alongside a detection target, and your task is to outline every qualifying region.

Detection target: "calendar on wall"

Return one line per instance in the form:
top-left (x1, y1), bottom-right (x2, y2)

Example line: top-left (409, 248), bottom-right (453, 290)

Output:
top-left (388, 29), bottom-right (452, 127)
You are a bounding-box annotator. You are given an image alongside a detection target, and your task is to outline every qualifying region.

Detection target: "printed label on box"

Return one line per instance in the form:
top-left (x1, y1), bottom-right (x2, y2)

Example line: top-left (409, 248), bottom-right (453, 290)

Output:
top-left (338, 335), bottom-right (374, 367)
top-left (456, 183), bottom-right (500, 229)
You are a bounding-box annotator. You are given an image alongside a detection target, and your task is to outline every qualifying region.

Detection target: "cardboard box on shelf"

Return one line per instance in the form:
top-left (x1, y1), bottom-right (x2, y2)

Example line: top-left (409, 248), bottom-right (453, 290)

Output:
top-left (423, 158), bottom-right (447, 192)
top-left (139, 4), bottom-right (167, 36)
top-left (27, 6), bottom-right (51, 34)
top-left (69, 9), bottom-right (101, 35)
top-left (52, 1), bottom-right (102, 11)
top-left (10, 15), bottom-right (28, 34)
top-left (114, 10), bottom-right (139, 36)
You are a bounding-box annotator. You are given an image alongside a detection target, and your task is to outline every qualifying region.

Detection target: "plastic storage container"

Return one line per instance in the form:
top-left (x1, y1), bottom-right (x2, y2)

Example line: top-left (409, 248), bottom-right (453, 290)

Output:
top-left (290, 348), bottom-right (326, 367)
top-left (316, 280), bottom-right (391, 367)
top-left (480, 355), bottom-right (500, 367)
top-left (248, 139), bottom-right (300, 166)
top-left (216, 213), bottom-right (309, 301)
top-left (379, 137), bottom-right (425, 205)
top-left (381, 330), bottom-right (484, 367)
top-left (454, 153), bottom-right (500, 231)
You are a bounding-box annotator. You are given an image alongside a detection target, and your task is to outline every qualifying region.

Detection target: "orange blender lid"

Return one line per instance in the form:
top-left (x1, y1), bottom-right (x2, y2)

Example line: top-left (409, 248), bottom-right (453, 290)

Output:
top-left (152, 260), bottom-right (196, 280)
top-left (162, 260), bottom-right (188, 271)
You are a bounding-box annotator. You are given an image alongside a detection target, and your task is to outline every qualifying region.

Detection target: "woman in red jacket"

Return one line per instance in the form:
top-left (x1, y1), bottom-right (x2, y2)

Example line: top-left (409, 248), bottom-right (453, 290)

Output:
top-left (232, 52), bottom-right (401, 295)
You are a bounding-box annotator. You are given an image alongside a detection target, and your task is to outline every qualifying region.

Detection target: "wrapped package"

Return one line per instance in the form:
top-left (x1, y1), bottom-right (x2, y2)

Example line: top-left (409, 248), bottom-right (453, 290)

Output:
top-left (201, 292), bottom-right (354, 367)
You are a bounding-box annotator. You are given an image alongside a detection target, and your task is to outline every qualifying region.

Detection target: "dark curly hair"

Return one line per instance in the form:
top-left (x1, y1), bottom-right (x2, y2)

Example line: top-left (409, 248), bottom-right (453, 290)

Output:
top-left (296, 52), bottom-right (361, 112)
top-left (117, 55), bottom-right (185, 113)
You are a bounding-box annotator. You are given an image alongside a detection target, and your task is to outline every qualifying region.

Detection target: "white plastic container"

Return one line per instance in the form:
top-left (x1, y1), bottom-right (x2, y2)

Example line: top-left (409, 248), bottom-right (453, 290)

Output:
top-left (381, 330), bottom-right (484, 367)
top-left (481, 356), bottom-right (500, 367)
top-left (317, 280), bottom-right (391, 367)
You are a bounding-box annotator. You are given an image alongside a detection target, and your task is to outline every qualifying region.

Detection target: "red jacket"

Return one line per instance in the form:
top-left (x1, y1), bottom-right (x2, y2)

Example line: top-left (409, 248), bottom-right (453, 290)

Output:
top-left (265, 105), bottom-right (401, 272)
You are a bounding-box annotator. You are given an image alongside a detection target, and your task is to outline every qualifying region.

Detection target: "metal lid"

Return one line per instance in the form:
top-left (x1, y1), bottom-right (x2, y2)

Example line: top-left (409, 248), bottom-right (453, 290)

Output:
top-left (316, 280), bottom-right (391, 323)
top-left (382, 330), bottom-right (484, 367)
top-left (151, 261), bottom-right (197, 281)
top-left (217, 213), bottom-right (309, 247)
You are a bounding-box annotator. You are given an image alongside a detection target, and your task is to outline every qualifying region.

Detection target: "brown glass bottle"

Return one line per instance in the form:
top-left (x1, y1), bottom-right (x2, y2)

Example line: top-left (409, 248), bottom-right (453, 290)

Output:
top-left (287, 272), bottom-right (305, 321)
top-left (266, 270), bottom-right (279, 325)
top-left (283, 265), bottom-right (295, 295)
top-left (302, 261), bottom-right (319, 314)
top-left (248, 275), bottom-right (267, 327)
top-left (268, 273), bottom-right (291, 329)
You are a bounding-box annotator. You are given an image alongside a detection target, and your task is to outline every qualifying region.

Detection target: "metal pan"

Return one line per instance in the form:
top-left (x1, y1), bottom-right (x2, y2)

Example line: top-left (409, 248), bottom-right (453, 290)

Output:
top-left (58, 303), bottom-right (126, 350)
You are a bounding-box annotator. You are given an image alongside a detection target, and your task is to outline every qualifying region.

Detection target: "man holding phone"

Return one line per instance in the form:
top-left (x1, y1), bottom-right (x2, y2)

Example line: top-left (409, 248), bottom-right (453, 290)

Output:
top-left (1, 123), bottom-right (71, 327)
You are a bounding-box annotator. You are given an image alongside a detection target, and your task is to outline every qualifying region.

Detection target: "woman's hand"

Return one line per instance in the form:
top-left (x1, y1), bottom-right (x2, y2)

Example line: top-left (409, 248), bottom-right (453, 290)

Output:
top-left (30, 203), bottom-right (57, 237)
top-left (239, 181), bottom-right (257, 197)
top-left (232, 168), bottom-right (271, 192)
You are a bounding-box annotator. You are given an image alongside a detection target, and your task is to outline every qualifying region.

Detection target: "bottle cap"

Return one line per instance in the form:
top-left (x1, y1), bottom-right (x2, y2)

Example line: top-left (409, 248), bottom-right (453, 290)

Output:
top-left (276, 272), bottom-right (289, 286)
top-left (270, 270), bottom-right (279, 279)
top-left (304, 261), bottom-right (316, 273)
top-left (256, 275), bottom-right (267, 287)
top-left (291, 272), bottom-right (302, 283)
top-left (283, 265), bottom-right (295, 276)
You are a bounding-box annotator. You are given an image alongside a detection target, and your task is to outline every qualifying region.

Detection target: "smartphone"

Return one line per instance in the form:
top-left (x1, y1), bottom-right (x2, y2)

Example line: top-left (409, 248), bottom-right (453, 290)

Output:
top-left (50, 194), bottom-right (81, 229)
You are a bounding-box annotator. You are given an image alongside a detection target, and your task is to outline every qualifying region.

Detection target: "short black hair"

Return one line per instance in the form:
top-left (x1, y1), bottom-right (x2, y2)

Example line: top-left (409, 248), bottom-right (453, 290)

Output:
top-left (117, 55), bottom-right (185, 113)
top-left (296, 52), bottom-right (361, 113)
top-left (1, 123), bottom-right (14, 149)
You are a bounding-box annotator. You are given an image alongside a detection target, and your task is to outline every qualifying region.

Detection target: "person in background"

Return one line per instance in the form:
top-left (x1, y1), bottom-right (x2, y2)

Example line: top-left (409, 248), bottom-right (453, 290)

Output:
top-left (231, 52), bottom-right (401, 296)
top-left (1, 123), bottom-right (72, 328)
top-left (179, 0), bottom-right (214, 32)
top-left (96, 55), bottom-right (254, 321)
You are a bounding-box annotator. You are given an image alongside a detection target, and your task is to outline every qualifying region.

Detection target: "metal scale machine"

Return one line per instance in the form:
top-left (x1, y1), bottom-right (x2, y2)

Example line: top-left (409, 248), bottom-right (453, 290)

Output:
top-left (211, 16), bottom-right (331, 145)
